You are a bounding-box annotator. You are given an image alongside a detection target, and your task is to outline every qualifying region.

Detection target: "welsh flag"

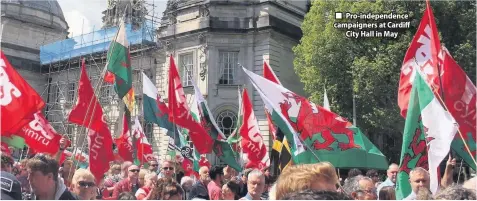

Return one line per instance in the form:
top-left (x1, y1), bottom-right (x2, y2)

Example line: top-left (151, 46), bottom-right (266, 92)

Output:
top-left (1, 51), bottom-right (45, 135)
top-left (263, 60), bottom-right (292, 175)
top-left (398, 0), bottom-right (442, 117)
top-left (167, 55), bottom-right (213, 154)
top-left (192, 83), bottom-right (242, 172)
top-left (438, 48), bottom-right (476, 170)
top-left (227, 87), bottom-right (242, 154)
top-left (105, 21), bottom-right (135, 111)
top-left (396, 71), bottom-right (457, 199)
top-left (244, 67), bottom-right (388, 169)
top-left (239, 88), bottom-right (270, 169)
top-left (142, 72), bottom-right (182, 147)
top-left (132, 117), bottom-right (154, 164)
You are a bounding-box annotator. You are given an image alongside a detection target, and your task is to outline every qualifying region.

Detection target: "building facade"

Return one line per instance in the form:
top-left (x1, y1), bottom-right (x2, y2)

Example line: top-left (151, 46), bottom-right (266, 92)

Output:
top-left (10, 0), bottom-right (310, 166)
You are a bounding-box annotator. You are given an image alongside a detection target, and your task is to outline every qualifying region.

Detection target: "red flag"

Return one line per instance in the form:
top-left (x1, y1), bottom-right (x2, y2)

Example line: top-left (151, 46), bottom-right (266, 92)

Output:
top-left (398, 1), bottom-right (442, 117)
top-left (239, 89), bottom-right (270, 169)
top-left (182, 158), bottom-right (199, 178)
top-left (17, 112), bottom-right (62, 155)
top-left (199, 155), bottom-right (211, 168)
top-left (1, 142), bottom-right (11, 156)
top-left (68, 59), bottom-right (114, 184)
top-left (438, 48), bottom-right (476, 168)
top-left (115, 114), bottom-right (134, 162)
top-left (104, 71), bottom-right (115, 84)
top-left (68, 59), bottom-right (107, 132)
top-left (263, 60), bottom-right (281, 85)
top-left (0, 51), bottom-right (45, 135)
top-left (263, 60), bottom-right (281, 140)
top-left (167, 55), bottom-right (213, 154)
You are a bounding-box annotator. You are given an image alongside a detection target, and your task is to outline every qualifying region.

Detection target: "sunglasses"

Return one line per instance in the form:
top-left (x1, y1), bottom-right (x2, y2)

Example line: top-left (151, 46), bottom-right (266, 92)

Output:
top-left (129, 169), bottom-right (140, 173)
top-left (163, 167), bottom-right (174, 170)
top-left (151, 164), bottom-right (158, 167)
top-left (78, 181), bottom-right (96, 188)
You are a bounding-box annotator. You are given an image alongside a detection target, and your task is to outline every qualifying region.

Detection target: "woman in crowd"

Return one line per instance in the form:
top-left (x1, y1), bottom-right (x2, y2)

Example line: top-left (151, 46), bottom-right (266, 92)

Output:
top-left (71, 168), bottom-right (97, 200)
top-left (135, 172), bottom-right (157, 200)
top-left (138, 169), bottom-right (148, 187)
top-left (221, 181), bottom-right (241, 200)
top-left (378, 186), bottom-right (395, 200)
top-left (275, 162), bottom-right (339, 199)
top-left (149, 177), bottom-right (184, 200)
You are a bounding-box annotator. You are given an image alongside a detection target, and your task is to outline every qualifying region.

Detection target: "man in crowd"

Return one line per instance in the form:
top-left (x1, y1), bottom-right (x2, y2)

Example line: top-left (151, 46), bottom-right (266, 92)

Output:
top-left (27, 154), bottom-right (77, 199)
top-left (1, 171), bottom-right (23, 200)
top-left (240, 169), bottom-right (266, 200)
top-left (112, 164), bottom-right (141, 199)
top-left (189, 166), bottom-right (210, 200)
top-left (148, 159), bottom-right (159, 174)
top-left (239, 168), bottom-right (253, 197)
top-left (0, 152), bottom-right (13, 173)
top-left (343, 175), bottom-right (376, 200)
top-left (404, 167), bottom-right (430, 200)
top-left (160, 160), bottom-right (175, 179)
top-left (121, 161), bottom-right (133, 178)
top-left (377, 163), bottom-right (399, 194)
top-left (365, 169), bottom-right (380, 185)
top-left (208, 166), bottom-right (224, 200)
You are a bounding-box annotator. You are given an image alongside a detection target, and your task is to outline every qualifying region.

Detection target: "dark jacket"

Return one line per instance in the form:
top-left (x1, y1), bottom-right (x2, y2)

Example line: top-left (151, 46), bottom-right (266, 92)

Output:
top-left (188, 181), bottom-right (209, 200)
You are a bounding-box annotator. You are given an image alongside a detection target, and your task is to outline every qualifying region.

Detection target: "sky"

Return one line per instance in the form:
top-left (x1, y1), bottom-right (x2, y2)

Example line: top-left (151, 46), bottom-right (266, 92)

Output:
top-left (58, 0), bottom-right (167, 37)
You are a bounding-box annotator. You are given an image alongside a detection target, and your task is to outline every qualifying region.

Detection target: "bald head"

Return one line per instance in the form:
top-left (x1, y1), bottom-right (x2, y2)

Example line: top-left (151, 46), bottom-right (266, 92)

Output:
top-left (387, 163), bottom-right (399, 183)
top-left (409, 167), bottom-right (430, 193)
top-left (199, 166), bottom-right (210, 183)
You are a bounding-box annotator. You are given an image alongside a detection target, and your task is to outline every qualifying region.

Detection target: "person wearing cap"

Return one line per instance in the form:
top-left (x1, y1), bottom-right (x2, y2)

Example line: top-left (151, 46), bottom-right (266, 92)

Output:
top-left (1, 171), bottom-right (23, 200)
top-left (26, 154), bottom-right (77, 200)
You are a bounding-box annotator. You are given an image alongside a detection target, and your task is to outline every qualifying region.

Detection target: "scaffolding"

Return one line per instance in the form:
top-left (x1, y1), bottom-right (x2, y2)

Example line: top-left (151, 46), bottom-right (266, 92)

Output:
top-left (38, 0), bottom-right (163, 155)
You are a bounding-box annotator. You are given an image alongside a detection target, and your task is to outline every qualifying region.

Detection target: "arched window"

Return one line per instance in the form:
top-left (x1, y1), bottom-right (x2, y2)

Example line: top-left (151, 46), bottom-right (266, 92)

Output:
top-left (216, 110), bottom-right (237, 137)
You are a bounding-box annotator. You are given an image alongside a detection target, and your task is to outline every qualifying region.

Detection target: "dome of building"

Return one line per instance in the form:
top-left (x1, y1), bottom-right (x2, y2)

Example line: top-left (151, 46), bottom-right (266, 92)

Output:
top-left (2, 0), bottom-right (65, 20)
top-left (1, 0), bottom-right (68, 32)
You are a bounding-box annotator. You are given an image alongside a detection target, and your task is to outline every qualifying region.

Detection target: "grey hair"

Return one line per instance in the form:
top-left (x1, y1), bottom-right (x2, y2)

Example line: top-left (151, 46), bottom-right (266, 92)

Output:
top-left (342, 175), bottom-right (373, 195)
top-left (248, 169), bottom-right (265, 181)
top-left (435, 185), bottom-right (477, 200)
top-left (181, 176), bottom-right (194, 186)
top-left (410, 167), bottom-right (429, 178)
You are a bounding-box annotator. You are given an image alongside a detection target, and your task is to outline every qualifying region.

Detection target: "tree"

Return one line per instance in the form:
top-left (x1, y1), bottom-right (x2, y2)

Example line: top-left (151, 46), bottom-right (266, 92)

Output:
top-left (293, 0), bottom-right (476, 163)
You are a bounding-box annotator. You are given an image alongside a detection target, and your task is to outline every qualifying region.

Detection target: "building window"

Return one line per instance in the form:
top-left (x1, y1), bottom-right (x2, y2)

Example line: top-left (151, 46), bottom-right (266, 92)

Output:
top-left (179, 53), bottom-right (194, 86)
top-left (216, 110), bottom-right (237, 137)
top-left (67, 83), bottom-right (76, 103)
top-left (219, 51), bottom-right (238, 85)
top-left (145, 123), bottom-right (154, 144)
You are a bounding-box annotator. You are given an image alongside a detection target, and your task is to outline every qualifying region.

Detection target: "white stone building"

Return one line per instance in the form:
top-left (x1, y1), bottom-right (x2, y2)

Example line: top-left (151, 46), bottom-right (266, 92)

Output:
top-left (4, 0), bottom-right (310, 167)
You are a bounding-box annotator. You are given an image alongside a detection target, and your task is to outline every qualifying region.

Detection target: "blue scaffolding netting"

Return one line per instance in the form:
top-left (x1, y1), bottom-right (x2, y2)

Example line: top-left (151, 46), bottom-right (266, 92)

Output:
top-left (40, 21), bottom-right (157, 65)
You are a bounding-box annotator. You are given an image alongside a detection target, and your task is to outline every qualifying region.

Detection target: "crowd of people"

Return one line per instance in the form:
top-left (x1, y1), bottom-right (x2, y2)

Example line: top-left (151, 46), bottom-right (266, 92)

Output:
top-left (1, 146), bottom-right (476, 200)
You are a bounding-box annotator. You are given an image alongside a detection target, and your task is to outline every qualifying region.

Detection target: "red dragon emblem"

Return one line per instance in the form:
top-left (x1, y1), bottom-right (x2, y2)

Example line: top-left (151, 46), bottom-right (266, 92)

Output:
top-left (399, 115), bottom-right (433, 174)
top-left (278, 92), bottom-right (361, 151)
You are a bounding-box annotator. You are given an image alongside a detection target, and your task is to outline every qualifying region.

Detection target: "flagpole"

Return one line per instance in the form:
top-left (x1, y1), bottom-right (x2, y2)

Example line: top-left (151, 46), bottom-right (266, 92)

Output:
top-left (71, 4), bottom-right (130, 173)
top-left (413, 57), bottom-right (477, 167)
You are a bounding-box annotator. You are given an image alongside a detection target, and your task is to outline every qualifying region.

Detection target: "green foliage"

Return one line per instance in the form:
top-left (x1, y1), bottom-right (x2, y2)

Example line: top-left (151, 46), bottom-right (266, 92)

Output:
top-left (293, 0), bottom-right (476, 162)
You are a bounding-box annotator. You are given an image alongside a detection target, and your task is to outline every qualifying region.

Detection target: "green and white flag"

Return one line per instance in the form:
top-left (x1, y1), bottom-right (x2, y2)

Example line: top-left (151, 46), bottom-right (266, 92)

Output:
top-left (396, 71), bottom-right (457, 199)
top-left (192, 83), bottom-right (242, 172)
